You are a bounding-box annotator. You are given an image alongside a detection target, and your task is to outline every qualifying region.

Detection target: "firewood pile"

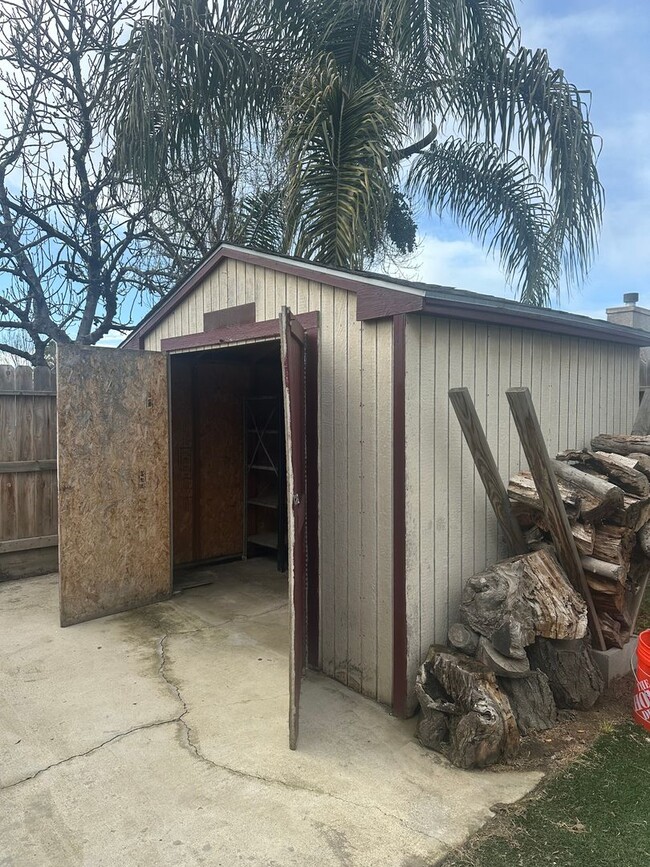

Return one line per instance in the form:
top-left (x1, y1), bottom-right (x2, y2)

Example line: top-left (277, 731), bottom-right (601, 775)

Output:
top-left (509, 433), bottom-right (650, 650)
top-left (416, 547), bottom-right (604, 768)
top-left (415, 426), bottom-right (650, 770)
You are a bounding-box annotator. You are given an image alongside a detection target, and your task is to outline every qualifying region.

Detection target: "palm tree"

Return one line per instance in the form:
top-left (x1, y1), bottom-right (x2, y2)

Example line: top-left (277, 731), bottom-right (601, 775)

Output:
top-left (112, 0), bottom-right (603, 305)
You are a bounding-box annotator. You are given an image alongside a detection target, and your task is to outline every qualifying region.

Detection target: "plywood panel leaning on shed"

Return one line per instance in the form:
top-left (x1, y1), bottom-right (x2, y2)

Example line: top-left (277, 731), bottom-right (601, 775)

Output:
top-left (57, 346), bottom-right (171, 625)
top-left (404, 318), bottom-right (639, 711)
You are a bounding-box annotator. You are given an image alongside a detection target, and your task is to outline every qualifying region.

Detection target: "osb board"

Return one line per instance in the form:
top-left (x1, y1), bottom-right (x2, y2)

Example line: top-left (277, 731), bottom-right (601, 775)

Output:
top-left (57, 345), bottom-right (171, 626)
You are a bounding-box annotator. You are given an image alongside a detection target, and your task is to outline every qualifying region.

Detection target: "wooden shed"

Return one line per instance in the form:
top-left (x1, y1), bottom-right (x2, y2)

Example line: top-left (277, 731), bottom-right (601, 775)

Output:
top-left (56, 244), bottom-right (650, 742)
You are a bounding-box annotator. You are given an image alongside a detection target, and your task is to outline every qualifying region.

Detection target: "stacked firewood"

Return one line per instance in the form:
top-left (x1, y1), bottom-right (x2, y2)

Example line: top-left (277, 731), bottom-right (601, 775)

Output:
top-left (508, 433), bottom-right (650, 650)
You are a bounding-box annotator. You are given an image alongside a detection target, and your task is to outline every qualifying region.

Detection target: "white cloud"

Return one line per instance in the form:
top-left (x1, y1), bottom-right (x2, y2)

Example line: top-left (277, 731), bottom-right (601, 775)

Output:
top-left (395, 235), bottom-right (513, 297)
top-left (97, 330), bottom-right (123, 348)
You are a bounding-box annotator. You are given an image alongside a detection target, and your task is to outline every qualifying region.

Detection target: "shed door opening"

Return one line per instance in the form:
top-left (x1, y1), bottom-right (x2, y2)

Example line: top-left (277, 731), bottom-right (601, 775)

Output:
top-left (169, 309), bottom-right (308, 748)
top-left (169, 339), bottom-right (289, 573)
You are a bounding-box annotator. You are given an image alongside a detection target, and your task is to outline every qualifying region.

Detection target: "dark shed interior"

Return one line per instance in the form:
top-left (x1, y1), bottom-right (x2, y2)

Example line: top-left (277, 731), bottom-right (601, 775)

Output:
top-left (169, 341), bottom-right (287, 577)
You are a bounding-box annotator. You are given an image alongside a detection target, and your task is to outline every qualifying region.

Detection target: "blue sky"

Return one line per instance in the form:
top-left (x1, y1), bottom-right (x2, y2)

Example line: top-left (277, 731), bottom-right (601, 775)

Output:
top-left (95, 0), bottom-right (648, 348)
top-left (411, 0), bottom-right (650, 319)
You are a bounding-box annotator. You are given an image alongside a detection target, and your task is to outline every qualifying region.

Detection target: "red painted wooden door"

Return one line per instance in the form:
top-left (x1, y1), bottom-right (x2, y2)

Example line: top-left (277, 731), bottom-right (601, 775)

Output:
top-left (280, 307), bottom-right (307, 750)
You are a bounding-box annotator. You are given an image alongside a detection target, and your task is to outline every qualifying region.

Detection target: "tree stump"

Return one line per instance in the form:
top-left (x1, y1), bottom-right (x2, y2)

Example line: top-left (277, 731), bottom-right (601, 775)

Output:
top-left (527, 636), bottom-right (604, 710)
top-left (459, 547), bottom-right (587, 659)
top-left (497, 671), bottom-right (557, 735)
top-left (415, 645), bottom-right (519, 769)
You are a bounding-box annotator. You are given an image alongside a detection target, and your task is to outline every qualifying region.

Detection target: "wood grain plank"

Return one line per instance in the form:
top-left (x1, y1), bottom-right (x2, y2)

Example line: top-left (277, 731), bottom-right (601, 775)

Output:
top-left (433, 318), bottom-right (451, 643)
top-left (346, 295), bottom-right (363, 693)
top-left (333, 290), bottom-right (349, 685)
top-left (506, 387), bottom-right (605, 650)
top-left (375, 318), bottom-right (393, 705)
top-left (403, 316), bottom-right (421, 691)
top-left (318, 284), bottom-right (336, 679)
top-left (449, 387), bottom-right (527, 556)
top-left (360, 322), bottom-right (378, 699)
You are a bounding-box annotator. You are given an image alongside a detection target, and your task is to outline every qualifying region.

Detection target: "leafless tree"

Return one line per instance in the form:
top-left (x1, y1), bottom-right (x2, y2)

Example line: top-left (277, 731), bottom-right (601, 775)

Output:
top-left (0, 0), bottom-right (172, 365)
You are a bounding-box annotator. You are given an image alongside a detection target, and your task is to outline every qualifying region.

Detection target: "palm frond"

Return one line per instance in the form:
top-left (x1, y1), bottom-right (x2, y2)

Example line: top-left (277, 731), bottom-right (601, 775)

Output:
top-left (110, 0), bottom-right (271, 188)
top-left (444, 44), bottom-right (604, 285)
top-left (233, 187), bottom-right (286, 252)
top-left (409, 138), bottom-right (559, 305)
top-left (283, 55), bottom-right (403, 268)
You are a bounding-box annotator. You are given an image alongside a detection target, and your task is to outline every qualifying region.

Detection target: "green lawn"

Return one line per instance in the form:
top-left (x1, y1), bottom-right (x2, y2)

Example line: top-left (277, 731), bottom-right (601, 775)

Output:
top-left (440, 722), bottom-right (650, 867)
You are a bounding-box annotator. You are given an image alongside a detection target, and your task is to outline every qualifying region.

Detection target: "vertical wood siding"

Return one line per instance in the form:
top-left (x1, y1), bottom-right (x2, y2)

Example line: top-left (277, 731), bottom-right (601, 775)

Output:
top-left (143, 261), bottom-right (394, 704)
top-left (404, 315), bottom-right (640, 709)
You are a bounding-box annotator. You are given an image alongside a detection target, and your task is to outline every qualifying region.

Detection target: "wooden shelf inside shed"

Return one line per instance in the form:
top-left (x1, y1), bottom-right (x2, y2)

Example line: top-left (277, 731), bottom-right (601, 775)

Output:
top-left (247, 532), bottom-right (279, 551)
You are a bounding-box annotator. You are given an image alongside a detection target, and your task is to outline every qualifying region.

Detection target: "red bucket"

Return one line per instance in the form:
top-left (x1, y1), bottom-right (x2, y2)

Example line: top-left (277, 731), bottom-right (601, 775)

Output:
top-left (633, 630), bottom-right (650, 732)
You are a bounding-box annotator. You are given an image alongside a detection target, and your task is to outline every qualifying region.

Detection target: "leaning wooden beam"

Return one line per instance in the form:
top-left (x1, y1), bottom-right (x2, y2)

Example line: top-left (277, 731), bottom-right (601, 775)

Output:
top-left (449, 387), bottom-right (527, 556)
top-left (506, 387), bottom-right (606, 651)
top-left (632, 389), bottom-right (650, 436)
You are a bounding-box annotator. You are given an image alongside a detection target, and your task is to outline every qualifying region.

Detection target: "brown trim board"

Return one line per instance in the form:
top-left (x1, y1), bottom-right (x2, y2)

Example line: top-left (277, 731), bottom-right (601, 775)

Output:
top-left (392, 313), bottom-right (408, 718)
top-left (306, 327), bottom-right (320, 668)
top-left (204, 302), bottom-right (256, 332)
top-left (161, 312), bottom-right (319, 353)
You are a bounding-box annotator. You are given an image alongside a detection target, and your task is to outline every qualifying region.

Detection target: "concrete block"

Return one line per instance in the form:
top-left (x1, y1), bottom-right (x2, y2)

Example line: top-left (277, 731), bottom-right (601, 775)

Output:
top-left (592, 636), bottom-right (638, 686)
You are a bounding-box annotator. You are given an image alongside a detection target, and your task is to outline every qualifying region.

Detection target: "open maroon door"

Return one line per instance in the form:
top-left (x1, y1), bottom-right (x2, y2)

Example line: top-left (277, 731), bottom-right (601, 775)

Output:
top-left (280, 307), bottom-right (307, 750)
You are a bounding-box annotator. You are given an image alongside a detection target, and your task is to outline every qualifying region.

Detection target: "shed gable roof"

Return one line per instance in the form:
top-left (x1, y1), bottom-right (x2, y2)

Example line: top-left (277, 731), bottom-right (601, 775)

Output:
top-left (122, 243), bottom-right (650, 348)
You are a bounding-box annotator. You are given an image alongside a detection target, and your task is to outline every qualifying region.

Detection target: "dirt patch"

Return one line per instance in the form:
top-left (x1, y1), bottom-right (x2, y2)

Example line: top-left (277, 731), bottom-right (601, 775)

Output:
top-left (492, 673), bottom-right (633, 774)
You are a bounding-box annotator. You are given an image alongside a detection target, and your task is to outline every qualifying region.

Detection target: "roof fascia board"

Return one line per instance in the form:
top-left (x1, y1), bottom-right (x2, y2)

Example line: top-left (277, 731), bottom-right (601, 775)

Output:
top-left (421, 298), bottom-right (650, 346)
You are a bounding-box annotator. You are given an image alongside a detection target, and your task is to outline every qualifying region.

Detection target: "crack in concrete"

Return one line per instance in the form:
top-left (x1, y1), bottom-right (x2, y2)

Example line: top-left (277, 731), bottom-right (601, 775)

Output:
top-left (155, 633), bottom-right (451, 849)
top-left (0, 717), bottom-right (181, 792)
top-left (3, 630), bottom-right (448, 851)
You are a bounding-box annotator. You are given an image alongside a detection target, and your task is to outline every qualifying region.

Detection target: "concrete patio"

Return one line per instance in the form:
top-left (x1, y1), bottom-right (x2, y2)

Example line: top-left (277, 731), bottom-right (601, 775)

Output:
top-left (0, 564), bottom-right (541, 866)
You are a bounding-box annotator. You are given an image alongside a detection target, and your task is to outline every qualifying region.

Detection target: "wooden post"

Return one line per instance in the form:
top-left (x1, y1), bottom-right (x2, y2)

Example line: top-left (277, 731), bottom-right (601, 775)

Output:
top-left (449, 387), bottom-right (527, 556)
top-left (632, 389), bottom-right (650, 435)
top-left (506, 387), bottom-right (606, 651)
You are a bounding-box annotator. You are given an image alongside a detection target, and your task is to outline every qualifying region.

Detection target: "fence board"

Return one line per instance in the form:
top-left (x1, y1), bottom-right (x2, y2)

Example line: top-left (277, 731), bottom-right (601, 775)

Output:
top-left (0, 365), bottom-right (57, 580)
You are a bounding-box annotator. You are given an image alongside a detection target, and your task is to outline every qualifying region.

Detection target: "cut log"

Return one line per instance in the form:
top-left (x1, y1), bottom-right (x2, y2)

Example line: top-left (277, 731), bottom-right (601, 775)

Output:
top-left (551, 460), bottom-right (624, 522)
top-left (584, 572), bottom-right (630, 621)
top-left (609, 493), bottom-right (650, 531)
top-left (415, 645), bottom-right (519, 769)
top-left (527, 636), bottom-right (604, 710)
top-left (497, 671), bottom-right (557, 735)
top-left (476, 637), bottom-right (531, 677)
top-left (599, 613), bottom-right (630, 650)
top-left (580, 556), bottom-right (627, 584)
top-left (591, 434), bottom-right (650, 457)
top-left (523, 509), bottom-right (595, 555)
top-left (556, 449), bottom-right (650, 497)
top-left (571, 522), bottom-right (596, 556)
top-left (508, 472), bottom-right (580, 519)
top-left (627, 453), bottom-right (650, 480)
top-left (448, 623), bottom-right (479, 656)
top-left (592, 524), bottom-right (635, 566)
top-left (459, 547), bottom-right (588, 660)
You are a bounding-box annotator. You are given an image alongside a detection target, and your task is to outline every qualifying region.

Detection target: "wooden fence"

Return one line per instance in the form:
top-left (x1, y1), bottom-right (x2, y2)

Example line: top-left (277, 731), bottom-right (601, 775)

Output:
top-left (0, 364), bottom-right (58, 580)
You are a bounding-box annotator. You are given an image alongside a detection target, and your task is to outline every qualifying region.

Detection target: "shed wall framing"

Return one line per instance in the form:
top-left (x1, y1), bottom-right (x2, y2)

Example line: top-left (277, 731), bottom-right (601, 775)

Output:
top-left (142, 259), bottom-right (395, 704)
top-left (403, 314), bottom-right (640, 709)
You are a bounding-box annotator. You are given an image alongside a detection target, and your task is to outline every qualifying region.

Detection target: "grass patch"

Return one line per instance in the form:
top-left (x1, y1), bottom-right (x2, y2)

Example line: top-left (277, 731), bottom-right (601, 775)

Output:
top-left (441, 722), bottom-right (650, 867)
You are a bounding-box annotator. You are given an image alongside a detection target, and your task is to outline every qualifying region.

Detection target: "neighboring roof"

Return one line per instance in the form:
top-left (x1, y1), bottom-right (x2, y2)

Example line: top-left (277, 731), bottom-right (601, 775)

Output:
top-left (122, 243), bottom-right (650, 348)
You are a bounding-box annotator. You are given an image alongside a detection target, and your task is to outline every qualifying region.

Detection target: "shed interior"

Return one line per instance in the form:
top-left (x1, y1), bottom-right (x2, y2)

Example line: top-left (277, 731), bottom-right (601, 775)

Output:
top-left (169, 340), bottom-right (288, 585)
